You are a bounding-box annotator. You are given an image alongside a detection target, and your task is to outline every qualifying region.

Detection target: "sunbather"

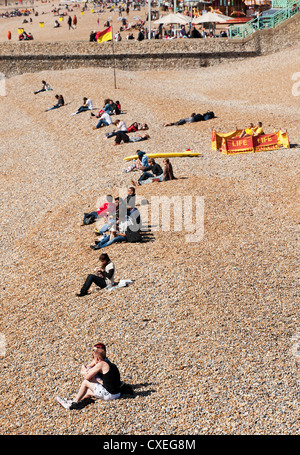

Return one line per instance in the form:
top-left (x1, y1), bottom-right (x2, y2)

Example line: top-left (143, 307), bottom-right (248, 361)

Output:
top-left (131, 158), bottom-right (175, 186)
top-left (114, 131), bottom-right (150, 144)
top-left (76, 253), bottom-right (115, 296)
top-left (124, 150), bottom-right (149, 173)
top-left (92, 112), bottom-right (113, 129)
top-left (164, 113), bottom-right (203, 126)
top-left (45, 94), bottom-right (64, 111)
top-left (71, 97), bottom-right (93, 115)
top-left (56, 343), bottom-right (121, 409)
top-left (34, 80), bottom-right (52, 94)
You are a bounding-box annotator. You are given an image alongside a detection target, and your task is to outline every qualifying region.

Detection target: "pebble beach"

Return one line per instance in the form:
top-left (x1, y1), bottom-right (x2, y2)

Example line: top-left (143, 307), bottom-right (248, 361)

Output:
top-left (0, 8), bottom-right (300, 435)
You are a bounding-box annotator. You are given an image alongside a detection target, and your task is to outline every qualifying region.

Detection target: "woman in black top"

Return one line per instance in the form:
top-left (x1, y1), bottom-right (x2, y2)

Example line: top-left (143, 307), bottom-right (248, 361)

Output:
top-left (76, 253), bottom-right (115, 297)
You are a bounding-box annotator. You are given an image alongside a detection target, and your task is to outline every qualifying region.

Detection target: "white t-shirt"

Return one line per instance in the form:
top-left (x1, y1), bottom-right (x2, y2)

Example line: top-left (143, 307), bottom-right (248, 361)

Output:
top-left (118, 216), bottom-right (134, 234)
top-left (104, 261), bottom-right (115, 286)
top-left (100, 112), bottom-right (112, 125)
top-left (86, 99), bottom-right (93, 109)
top-left (118, 120), bottom-right (127, 131)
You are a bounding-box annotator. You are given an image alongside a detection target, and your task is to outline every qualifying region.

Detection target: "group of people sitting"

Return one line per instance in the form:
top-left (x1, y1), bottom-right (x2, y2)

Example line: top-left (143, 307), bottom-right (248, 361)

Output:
top-left (18, 30), bottom-right (33, 40)
top-left (81, 186), bottom-right (143, 257)
top-left (123, 150), bottom-right (176, 187)
top-left (79, 153), bottom-right (175, 293)
top-left (237, 122), bottom-right (264, 138)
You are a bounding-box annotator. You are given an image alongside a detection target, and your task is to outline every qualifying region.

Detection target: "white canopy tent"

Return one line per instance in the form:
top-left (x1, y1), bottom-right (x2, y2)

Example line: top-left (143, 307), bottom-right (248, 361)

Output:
top-left (192, 12), bottom-right (231, 23)
top-left (153, 13), bottom-right (190, 25)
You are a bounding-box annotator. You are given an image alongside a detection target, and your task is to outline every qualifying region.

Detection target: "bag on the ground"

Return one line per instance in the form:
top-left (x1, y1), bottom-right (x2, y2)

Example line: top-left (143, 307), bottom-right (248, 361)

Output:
top-left (83, 213), bottom-right (96, 225)
top-left (203, 111), bottom-right (215, 121)
top-left (125, 226), bottom-right (143, 243)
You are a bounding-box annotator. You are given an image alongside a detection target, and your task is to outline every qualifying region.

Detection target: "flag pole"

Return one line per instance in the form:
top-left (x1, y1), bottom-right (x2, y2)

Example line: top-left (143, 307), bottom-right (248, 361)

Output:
top-left (111, 22), bottom-right (117, 90)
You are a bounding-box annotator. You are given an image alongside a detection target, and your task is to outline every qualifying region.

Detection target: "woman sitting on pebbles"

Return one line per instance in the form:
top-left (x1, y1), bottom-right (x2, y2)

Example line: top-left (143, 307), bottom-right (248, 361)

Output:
top-left (76, 253), bottom-right (115, 297)
top-left (45, 94), bottom-right (64, 112)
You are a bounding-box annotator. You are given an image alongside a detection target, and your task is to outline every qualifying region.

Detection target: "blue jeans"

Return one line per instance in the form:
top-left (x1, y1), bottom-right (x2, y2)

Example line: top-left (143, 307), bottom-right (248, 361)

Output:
top-left (46, 103), bottom-right (62, 111)
top-left (96, 234), bottom-right (126, 249)
top-left (96, 119), bottom-right (110, 128)
top-left (98, 219), bottom-right (116, 234)
top-left (34, 88), bottom-right (46, 94)
top-left (138, 172), bottom-right (154, 182)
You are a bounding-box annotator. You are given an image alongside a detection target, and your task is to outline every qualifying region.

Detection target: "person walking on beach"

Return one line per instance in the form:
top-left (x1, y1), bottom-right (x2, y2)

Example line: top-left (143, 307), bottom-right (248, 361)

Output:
top-left (56, 343), bottom-right (121, 409)
top-left (76, 253), bottom-right (115, 296)
top-left (68, 15), bottom-right (72, 30)
top-left (72, 15), bottom-right (77, 29)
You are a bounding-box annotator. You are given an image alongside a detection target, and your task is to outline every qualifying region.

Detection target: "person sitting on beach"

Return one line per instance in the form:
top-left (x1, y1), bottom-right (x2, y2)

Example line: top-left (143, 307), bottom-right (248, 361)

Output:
top-left (71, 97), bottom-right (93, 115)
top-left (253, 122), bottom-right (264, 136)
top-left (45, 94), bottom-right (64, 111)
top-left (82, 195), bottom-right (116, 225)
top-left (131, 158), bottom-right (176, 186)
top-left (238, 123), bottom-right (256, 138)
top-left (34, 80), bottom-right (52, 95)
top-left (94, 197), bottom-right (121, 236)
top-left (91, 212), bottom-right (141, 250)
top-left (56, 342), bottom-right (121, 409)
top-left (114, 132), bottom-right (150, 145)
top-left (103, 99), bottom-right (115, 115)
top-left (111, 100), bottom-right (122, 115)
top-left (239, 122), bottom-right (264, 138)
top-left (104, 119), bottom-right (127, 139)
top-left (76, 253), bottom-right (115, 296)
top-left (54, 19), bottom-right (60, 27)
top-left (92, 111), bottom-right (113, 129)
top-left (123, 186), bottom-right (136, 213)
top-left (135, 158), bottom-right (163, 185)
top-left (164, 113), bottom-right (203, 127)
top-left (124, 150), bottom-right (149, 173)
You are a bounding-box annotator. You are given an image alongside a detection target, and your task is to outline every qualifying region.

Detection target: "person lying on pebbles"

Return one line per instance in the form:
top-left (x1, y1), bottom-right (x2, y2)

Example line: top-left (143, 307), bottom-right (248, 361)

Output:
top-left (164, 112), bottom-right (203, 126)
top-left (104, 121), bottom-right (149, 140)
top-left (113, 131), bottom-right (150, 145)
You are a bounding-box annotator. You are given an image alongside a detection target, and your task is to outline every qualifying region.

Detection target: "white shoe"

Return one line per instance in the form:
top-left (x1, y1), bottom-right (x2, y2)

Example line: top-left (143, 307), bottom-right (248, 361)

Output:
top-left (56, 396), bottom-right (73, 410)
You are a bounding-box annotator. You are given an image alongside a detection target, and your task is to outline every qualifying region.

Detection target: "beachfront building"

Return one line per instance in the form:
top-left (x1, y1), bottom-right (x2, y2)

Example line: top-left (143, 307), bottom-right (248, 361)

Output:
top-left (169, 0), bottom-right (272, 16)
